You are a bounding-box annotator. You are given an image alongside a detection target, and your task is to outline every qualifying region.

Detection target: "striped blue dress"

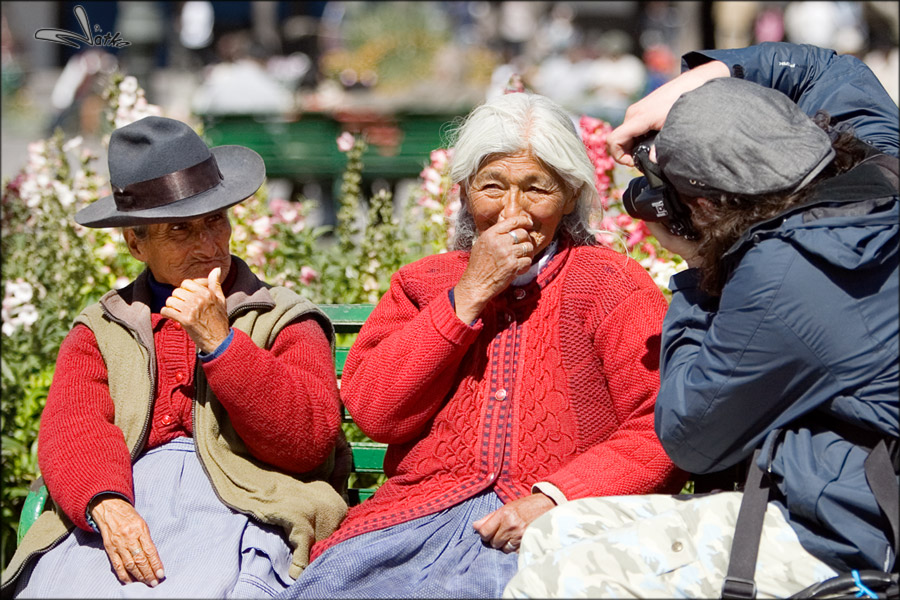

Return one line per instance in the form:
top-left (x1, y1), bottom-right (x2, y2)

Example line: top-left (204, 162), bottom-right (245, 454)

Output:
top-left (277, 489), bottom-right (519, 599)
top-left (14, 437), bottom-right (294, 598)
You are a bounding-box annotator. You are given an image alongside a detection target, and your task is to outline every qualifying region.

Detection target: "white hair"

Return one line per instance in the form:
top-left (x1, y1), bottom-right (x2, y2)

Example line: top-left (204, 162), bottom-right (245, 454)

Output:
top-left (447, 93), bottom-right (599, 251)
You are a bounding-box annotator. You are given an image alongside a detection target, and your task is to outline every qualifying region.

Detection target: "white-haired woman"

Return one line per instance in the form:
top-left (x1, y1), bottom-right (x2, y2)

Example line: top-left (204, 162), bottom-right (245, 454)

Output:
top-left (278, 92), bottom-right (686, 599)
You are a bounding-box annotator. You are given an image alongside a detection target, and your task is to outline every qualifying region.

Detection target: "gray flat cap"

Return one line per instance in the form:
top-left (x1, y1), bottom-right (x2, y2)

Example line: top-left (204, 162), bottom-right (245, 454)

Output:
top-left (655, 77), bottom-right (835, 197)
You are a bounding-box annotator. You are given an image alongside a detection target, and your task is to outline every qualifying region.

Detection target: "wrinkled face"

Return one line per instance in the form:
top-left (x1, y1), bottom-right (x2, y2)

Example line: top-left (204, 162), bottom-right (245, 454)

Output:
top-left (124, 211), bottom-right (232, 286)
top-left (467, 151), bottom-right (576, 255)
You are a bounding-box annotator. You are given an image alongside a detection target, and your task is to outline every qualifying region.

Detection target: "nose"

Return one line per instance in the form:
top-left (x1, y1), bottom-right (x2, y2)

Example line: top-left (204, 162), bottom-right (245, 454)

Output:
top-left (191, 228), bottom-right (218, 256)
top-left (499, 188), bottom-right (526, 221)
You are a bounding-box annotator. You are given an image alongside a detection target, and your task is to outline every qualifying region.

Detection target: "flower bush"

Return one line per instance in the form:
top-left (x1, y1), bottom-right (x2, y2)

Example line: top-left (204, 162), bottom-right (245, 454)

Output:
top-left (579, 115), bottom-right (687, 292)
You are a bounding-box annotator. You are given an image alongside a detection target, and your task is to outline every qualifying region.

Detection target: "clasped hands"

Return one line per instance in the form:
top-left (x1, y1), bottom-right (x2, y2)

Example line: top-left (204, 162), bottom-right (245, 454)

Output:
top-left (160, 267), bottom-right (230, 353)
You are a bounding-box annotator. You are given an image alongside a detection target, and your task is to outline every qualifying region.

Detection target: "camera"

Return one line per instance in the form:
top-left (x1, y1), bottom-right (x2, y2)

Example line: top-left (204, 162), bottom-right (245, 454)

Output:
top-left (622, 133), bottom-right (698, 240)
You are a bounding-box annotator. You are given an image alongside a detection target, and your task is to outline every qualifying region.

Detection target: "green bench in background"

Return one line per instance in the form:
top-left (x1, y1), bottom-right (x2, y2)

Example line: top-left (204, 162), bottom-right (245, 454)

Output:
top-left (200, 112), bottom-right (461, 181)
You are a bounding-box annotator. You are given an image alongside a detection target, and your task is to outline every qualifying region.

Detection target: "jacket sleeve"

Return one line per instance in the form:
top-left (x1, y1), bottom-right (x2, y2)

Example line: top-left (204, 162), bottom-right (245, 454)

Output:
top-left (654, 246), bottom-right (833, 474)
top-left (340, 270), bottom-right (483, 444)
top-left (544, 272), bottom-right (687, 499)
top-left (201, 316), bottom-right (342, 474)
top-left (38, 325), bottom-right (135, 531)
top-left (683, 42), bottom-right (899, 157)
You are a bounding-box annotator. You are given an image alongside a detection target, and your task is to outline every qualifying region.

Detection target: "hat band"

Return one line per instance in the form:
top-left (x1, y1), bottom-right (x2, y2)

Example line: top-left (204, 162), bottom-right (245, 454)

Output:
top-left (113, 155), bottom-right (223, 212)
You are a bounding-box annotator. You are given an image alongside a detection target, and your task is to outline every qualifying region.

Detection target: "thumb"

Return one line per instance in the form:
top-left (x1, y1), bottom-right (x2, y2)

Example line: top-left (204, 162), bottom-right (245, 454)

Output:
top-left (208, 267), bottom-right (223, 299)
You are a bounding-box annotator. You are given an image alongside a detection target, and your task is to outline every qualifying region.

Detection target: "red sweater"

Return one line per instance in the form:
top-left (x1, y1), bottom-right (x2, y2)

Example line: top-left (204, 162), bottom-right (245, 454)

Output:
top-left (38, 310), bottom-right (341, 532)
top-left (312, 240), bottom-right (686, 558)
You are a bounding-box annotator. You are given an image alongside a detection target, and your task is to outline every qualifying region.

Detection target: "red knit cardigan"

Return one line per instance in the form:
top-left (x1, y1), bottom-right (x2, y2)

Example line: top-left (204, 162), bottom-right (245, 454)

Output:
top-left (312, 240), bottom-right (686, 558)
top-left (38, 287), bottom-right (341, 532)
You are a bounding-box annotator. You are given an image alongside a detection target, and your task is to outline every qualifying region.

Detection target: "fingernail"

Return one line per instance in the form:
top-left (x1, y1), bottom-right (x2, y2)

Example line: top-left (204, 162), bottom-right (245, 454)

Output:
top-left (156, 569), bottom-right (165, 580)
top-left (150, 579), bottom-right (158, 587)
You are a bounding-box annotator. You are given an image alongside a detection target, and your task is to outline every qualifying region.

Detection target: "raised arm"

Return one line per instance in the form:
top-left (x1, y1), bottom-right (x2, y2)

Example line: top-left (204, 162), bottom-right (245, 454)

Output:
top-left (683, 42), bottom-right (899, 156)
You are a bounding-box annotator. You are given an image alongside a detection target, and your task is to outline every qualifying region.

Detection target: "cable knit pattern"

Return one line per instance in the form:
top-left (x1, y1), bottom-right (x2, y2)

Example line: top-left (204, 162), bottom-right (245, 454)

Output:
top-left (312, 239), bottom-right (687, 559)
top-left (38, 316), bottom-right (339, 532)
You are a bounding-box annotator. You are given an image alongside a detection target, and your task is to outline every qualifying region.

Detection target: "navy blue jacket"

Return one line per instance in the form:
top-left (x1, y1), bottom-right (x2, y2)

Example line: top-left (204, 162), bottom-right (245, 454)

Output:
top-left (654, 43), bottom-right (899, 572)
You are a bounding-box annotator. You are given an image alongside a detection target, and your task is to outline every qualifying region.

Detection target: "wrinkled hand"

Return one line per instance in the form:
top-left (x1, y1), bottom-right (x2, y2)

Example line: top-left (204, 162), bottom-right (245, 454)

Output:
top-left (90, 496), bottom-right (164, 586)
top-left (454, 215), bottom-right (535, 324)
top-left (472, 493), bottom-right (555, 553)
top-left (645, 222), bottom-right (703, 268)
top-left (607, 60), bottom-right (730, 167)
top-left (161, 267), bottom-right (230, 353)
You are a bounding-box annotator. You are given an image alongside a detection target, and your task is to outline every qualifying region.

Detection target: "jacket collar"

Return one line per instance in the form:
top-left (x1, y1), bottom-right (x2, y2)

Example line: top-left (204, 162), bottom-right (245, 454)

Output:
top-left (720, 155), bottom-right (899, 270)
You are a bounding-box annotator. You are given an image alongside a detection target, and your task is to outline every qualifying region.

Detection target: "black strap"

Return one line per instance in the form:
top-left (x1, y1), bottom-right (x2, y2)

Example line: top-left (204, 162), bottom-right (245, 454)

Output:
top-left (722, 448), bottom-right (773, 599)
top-left (865, 439), bottom-right (900, 565)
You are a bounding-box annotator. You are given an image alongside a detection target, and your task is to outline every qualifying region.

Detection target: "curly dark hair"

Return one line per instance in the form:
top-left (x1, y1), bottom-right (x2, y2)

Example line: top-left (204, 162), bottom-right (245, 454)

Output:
top-left (689, 112), bottom-right (871, 296)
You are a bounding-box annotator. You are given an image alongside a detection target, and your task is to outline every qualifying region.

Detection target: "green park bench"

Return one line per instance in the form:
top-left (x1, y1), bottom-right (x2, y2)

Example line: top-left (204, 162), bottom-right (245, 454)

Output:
top-left (200, 112), bottom-right (461, 182)
top-left (15, 302), bottom-right (740, 545)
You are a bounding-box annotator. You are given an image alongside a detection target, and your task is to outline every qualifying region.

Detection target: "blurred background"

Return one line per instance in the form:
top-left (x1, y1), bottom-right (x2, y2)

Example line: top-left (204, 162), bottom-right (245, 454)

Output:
top-left (2, 0), bottom-right (898, 225)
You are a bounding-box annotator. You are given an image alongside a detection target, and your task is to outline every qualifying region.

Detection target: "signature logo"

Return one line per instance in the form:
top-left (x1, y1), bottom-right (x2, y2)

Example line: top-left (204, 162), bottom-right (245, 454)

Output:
top-left (35, 5), bottom-right (131, 49)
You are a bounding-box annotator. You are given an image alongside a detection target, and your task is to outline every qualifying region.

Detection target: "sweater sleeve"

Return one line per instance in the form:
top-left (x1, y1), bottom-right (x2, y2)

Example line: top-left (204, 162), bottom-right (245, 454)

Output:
top-left (200, 316), bottom-right (341, 474)
top-left (683, 42), bottom-right (899, 157)
top-left (341, 269), bottom-right (483, 444)
top-left (38, 325), bottom-right (135, 531)
top-left (544, 279), bottom-right (687, 499)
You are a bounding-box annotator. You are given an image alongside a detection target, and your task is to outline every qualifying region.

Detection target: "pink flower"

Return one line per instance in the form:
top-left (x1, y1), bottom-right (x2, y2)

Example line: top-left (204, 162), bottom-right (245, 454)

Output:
top-left (430, 149), bottom-right (452, 171)
top-left (337, 132), bottom-right (355, 152)
top-left (300, 266), bottom-right (318, 285)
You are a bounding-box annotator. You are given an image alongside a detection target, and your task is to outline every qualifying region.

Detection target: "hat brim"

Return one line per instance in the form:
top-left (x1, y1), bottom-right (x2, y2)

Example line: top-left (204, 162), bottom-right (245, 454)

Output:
top-left (75, 146), bottom-right (265, 228)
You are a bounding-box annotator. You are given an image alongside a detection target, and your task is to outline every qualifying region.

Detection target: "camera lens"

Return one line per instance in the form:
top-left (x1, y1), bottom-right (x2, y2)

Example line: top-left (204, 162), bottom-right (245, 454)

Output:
top-left (623, 176), bottom-right (648, 220)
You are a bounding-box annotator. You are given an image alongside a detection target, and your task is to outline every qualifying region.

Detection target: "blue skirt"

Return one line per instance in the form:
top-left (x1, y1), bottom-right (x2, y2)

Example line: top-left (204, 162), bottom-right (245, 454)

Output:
top-left (15, 437), bottom-right (294, 598)
top-left (277, 489), bottom-right (519, 599)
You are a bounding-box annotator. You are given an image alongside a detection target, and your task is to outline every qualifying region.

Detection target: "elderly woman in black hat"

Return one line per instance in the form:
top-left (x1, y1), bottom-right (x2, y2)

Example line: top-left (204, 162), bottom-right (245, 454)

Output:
top-left (3, 116), bottom-right (348, 598)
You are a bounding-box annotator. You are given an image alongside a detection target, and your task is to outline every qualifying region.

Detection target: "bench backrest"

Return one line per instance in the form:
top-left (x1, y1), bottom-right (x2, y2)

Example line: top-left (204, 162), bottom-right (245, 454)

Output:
top-left (319, 304), bottom-right (386, 505)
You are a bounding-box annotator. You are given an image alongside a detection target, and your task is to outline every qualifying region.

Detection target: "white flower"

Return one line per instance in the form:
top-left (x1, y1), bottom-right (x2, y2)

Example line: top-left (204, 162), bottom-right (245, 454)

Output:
top-left (17, 304), bottom-right (38, 328)
top-left (246, 240), bottom-right (266, 261)
top-left (336, 132), bottom-right (355, 152)
top-left (5, 280), bottom-right (34, 306)
top-left (96, 241), bottom-right (118, 260)
top-left (120, 76), bottom-right (139, 95)
top-left (363, 276), bottom-right (379, 292)
top-left (52, 180), bottom-right (75, 207)
top-left (114, 276), bottom-right (131, 289)
top-left (251, 216), bottom-right (272, 237)
top-left (2, 321), bottom-right (15, 336)
top-left (62, 136), bottom-right (84, 152)
top-left (118, 92), bottom-right (137, 109)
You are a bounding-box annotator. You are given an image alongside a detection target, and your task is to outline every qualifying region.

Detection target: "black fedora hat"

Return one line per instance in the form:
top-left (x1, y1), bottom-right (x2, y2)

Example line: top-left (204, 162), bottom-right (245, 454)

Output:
top-left (75, 116), bottom-right (266, 228)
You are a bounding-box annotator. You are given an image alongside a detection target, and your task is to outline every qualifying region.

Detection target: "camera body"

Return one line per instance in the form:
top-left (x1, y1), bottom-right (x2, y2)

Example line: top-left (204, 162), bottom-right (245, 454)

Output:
top-left (622, 133), bottom-right (698, 240)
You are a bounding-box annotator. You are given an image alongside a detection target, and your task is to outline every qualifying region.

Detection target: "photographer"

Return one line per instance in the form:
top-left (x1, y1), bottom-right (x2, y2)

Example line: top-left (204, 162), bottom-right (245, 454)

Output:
top-left (504, 42), bottom-right (898, 598)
